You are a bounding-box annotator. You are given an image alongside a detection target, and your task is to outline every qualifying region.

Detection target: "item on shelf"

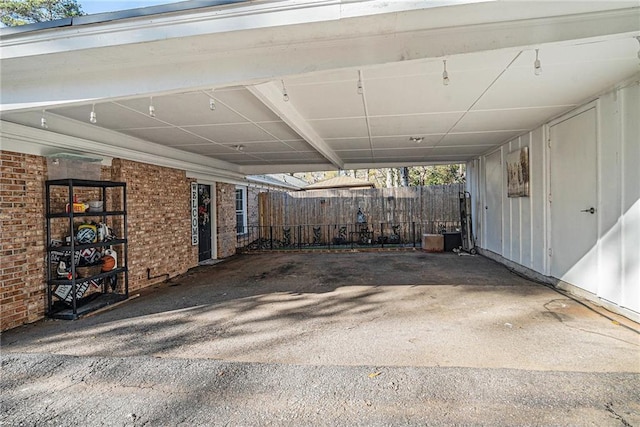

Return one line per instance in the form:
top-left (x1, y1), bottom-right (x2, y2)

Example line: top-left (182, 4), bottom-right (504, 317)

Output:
top-left (77, 223), bottom-right (98, 243)
top-left (101, 252), bottom-right (116, 271)
top-left (88, 200), bottom-right (104, 212)
top-left (66, 195), bottom-right (88, 213)
top-left (56, 260), bottom-right (70, 277)
top-left (79, 247), bottom-right (101, 264)
top-left (96, 222), bottom-right (113, 242)
top-left (76, 265), bottom-right (102, 278)
top-left (51, 249), bottom-right (81, 266)
top-left (54, 280), bottom-right (91, 305)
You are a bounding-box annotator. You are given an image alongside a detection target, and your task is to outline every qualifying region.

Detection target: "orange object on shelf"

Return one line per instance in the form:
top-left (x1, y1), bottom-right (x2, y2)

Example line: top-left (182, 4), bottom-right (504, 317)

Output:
top-left (65, 203), bottom-right (87, 213)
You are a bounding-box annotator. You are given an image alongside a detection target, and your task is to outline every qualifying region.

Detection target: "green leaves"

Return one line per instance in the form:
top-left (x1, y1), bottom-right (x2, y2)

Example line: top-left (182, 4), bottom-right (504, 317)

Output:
top-left (1, 0), bottom-right (84, 26)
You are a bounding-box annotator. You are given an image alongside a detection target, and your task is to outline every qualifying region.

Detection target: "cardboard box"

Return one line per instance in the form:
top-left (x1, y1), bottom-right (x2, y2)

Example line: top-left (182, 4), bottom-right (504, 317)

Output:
top-left (422, 234), bottom-right (444, 252)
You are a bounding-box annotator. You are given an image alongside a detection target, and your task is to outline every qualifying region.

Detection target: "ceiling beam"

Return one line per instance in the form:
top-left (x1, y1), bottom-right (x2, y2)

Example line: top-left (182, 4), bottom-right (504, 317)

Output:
top-left (247, 82), bottom-right (344, 169)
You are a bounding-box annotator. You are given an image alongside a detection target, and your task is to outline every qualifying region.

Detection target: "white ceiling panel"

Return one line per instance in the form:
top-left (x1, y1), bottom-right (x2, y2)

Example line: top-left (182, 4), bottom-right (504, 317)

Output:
top-left (373, 147), bottom-right (436, 158)
top-left (179, 143), bottom-right (237, 155)
top-left (120, 127), bottom-right (210, 146)
top-left (364, 69), bottom-right (501, 116)
top-left (439, 131), bottom-right (523, 147)
top-left (452, 106), bottom-right (573, 133)
top-left (309, 118), bottom-right (369, 139)
top-left (368, 113), bottom-right (463, 137)
top-left (52, 102), bottom-right (161, 129)
top-left (116, 92), bottom-right (247, 127)
top-left (249, 151), bottom-right (328, 162)
top-left (185, 123), bottom-right (277, 143)
top-left (326, 138), bottom-right (372, 150)
top-left (289, 79), bottom-right (367, 120)
top-left (371, 135), bottom-right (442, 149)
top-left (227, 141), bottom-right (313, 154)
top-left (474, 40), bottom-right (639, 110)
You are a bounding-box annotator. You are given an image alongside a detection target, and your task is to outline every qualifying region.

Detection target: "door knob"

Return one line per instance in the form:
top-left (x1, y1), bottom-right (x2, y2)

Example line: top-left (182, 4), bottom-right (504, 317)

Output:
top-left (580, 207), bottom-right (595, 214)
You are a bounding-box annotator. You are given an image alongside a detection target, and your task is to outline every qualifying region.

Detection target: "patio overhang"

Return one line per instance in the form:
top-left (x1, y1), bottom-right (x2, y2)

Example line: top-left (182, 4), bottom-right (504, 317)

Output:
top-left (1, 0), bottom-right (639, 176)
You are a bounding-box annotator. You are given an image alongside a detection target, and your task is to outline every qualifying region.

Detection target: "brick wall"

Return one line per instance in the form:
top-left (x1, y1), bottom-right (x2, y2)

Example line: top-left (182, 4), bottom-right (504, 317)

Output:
top-left (0, 151), bottom-right (46, 331)
top-left (247, 187), bottom-right (264, 227)
top-left (216, 182), bottom-right (236, 258)
top-left (1, 154), bottom-right (203, 331)
top-left (111, 159), bottom-right (198, 290)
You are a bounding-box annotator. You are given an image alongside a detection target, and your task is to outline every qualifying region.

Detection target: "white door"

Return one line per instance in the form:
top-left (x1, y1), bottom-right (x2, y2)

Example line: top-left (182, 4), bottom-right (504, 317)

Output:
top-left (549, 108), bottom-right (598, 293)
top-left (484, 150), bottom-right (503, 254)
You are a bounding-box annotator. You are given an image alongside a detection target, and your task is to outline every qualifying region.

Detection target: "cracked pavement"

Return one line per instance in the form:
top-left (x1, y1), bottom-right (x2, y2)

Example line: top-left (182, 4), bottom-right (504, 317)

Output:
top-left (2, 252), bottom-right (639, 426)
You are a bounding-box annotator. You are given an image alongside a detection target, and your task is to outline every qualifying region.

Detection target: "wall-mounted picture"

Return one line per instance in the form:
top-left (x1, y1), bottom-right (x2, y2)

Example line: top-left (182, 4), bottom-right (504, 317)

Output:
top-left (507, 146), bottom-right (530, 197)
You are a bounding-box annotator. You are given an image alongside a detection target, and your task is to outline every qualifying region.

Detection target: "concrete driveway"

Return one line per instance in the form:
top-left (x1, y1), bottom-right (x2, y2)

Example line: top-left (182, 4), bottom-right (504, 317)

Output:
top-left (2, 252), bottom-right (639, 426)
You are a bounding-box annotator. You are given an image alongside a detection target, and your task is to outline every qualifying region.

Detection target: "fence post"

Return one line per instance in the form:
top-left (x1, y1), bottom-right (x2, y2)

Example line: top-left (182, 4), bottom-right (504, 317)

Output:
top-left (380, 222), bottom-right (384, 248)
top-left (298, 225), bottom-right (302, 250)
top-left (412, 222), bottom-right (416, 248)
top-left (269, 226), bottom-right (273, 250)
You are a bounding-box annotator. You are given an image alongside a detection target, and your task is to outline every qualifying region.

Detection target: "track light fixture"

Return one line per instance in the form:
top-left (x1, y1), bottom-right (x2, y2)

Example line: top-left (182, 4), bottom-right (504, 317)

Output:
top-left (40, 110), bottom-right (48, 129)
top-left (281, 80), bottom-right (289, 102)
top-left (234, 144), bottom-right (244, 152)
top-left (357, 70), bottom-right (363, 95)
top-left (209, 98), bottom-right (216, 110)
top-left (442, 60), bottom-right (450, 86)
top-left (89, 105), bottom-right (97, 124)
top-left (409, 136), bottom-right (424, 144)
top-left (149, 97), bottom-right (156, 117)
top-left (534, 49), bottom-right (542, 76)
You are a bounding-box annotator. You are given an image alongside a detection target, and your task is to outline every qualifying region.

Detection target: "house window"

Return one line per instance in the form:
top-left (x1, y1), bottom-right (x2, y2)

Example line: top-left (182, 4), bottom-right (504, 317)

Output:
top-left (235, 187), bottom-right (247, 235)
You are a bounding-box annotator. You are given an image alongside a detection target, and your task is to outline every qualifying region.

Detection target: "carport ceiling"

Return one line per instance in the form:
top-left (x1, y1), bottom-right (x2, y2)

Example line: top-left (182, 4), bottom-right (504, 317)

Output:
top-left (1, 0), bottom-right (639, 174)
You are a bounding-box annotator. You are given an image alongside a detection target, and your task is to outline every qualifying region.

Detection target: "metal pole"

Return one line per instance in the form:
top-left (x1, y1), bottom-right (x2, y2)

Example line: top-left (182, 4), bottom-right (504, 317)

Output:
top-left (270, 226), bottom-right (273, 250)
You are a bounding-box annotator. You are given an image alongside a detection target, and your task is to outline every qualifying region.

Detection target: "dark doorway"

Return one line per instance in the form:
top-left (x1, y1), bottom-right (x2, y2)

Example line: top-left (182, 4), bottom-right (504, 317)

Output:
top-left (198, 184), bottom-right (212, 261)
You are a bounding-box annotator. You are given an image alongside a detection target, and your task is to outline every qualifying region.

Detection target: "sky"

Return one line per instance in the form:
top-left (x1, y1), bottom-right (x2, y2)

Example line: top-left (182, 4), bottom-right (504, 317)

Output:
top-left (80, 0), bottom-right (182, 15)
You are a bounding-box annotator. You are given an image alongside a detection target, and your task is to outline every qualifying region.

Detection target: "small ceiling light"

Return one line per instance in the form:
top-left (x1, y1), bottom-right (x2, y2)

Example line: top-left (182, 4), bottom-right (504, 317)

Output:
top-left (409, 136), bottom-right (424, 143)
top-left (357, 70), bottom-right (364, 95)
top-left (234, 145), bottom-right (245, 151)
top-left (89, 105), bottom-right (97, 124)
top-left (209, 98), bottom-right (216, 110)
top-left (636, 36), bottom-right (640, 61)
top-left (534, 49), bottom-right (542, 76)
top-left (148, 97), bottom-right (156, 117)
top-left (40, 110), bottom-right (48, 129)
top-left (281, 80), bottom-right (289, 102)
top-left (442, 60), bottom-right (450, 86)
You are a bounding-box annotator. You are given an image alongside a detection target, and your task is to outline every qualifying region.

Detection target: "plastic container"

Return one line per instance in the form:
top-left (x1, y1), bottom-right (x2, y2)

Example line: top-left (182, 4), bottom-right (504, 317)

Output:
top-left (88, 201), bottom-right (104, 212)
top-left (47, 153), bottom-right (102, 181)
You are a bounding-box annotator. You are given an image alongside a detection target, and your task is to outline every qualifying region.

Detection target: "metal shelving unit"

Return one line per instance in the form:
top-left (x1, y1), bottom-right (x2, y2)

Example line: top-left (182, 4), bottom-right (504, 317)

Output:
top-left (45, 179), bottom-right (129, 319)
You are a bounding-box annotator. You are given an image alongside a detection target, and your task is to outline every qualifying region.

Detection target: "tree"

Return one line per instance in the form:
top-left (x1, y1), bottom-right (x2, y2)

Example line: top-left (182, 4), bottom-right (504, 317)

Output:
top-left (1, 0), bottom-right (84, 26)
top-left (409, 164), bottom-right (465, 186)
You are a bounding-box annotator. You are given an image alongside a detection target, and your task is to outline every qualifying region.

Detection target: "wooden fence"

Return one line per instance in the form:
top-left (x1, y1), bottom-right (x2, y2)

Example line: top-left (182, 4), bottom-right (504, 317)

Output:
top-left (258, 184), bottom-right (464, 232)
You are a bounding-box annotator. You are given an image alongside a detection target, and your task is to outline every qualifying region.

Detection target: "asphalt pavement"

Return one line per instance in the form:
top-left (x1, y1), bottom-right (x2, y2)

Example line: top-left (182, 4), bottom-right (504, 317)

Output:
top-left (2, 251), bottom-right (639, 426)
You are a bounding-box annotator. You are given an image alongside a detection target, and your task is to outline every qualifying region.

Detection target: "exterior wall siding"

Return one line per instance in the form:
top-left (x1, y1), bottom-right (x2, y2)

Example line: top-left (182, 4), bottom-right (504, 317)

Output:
top-left (471, 77), bottom-right (640, 318)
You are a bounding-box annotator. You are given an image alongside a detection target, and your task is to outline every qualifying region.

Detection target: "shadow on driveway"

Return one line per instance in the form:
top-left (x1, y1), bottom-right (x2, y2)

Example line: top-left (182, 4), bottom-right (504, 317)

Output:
top-left (3, 252), bottom-right (638, 372)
